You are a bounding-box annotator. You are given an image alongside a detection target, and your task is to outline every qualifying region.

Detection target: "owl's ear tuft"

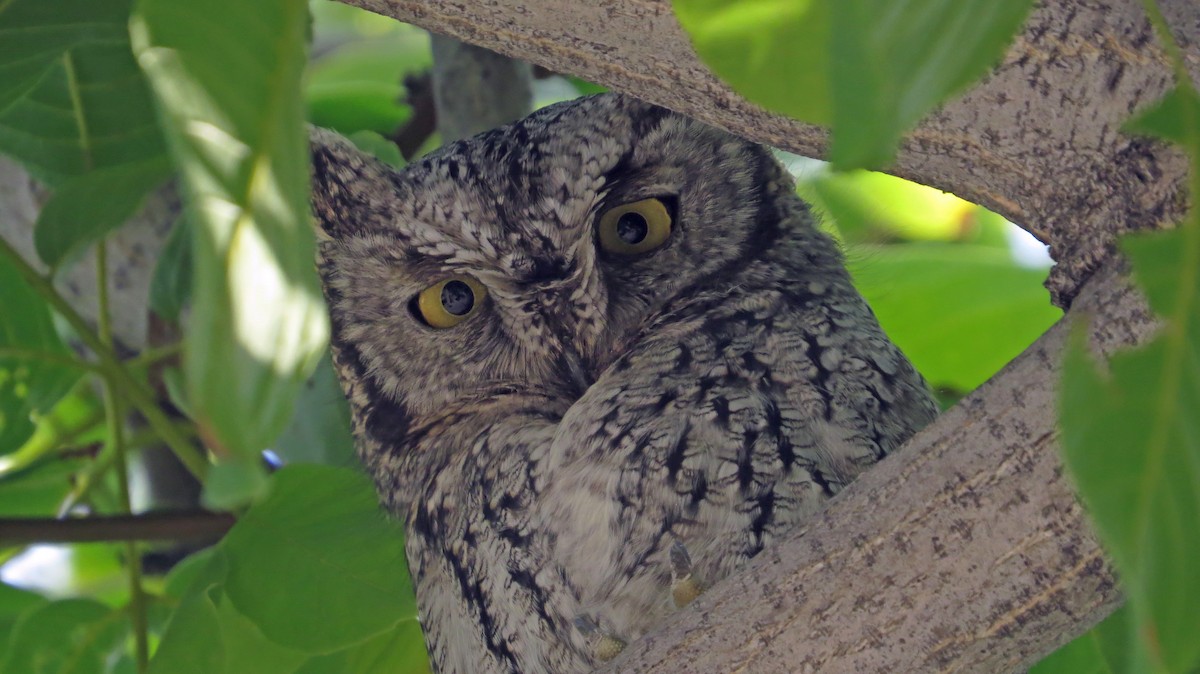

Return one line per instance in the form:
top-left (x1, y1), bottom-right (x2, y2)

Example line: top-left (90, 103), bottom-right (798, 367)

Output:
top-left (309, 126), bottom-right (396, 241)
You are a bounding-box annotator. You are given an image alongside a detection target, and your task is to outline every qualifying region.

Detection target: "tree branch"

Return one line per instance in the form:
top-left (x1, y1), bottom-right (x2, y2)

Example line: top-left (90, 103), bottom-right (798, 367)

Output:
top-left (342, 0), bottom-right (1198, 307)
top-left (0, 512), bottom-right (235, 544)
top-left (429, 36), bottom-right (533, 142)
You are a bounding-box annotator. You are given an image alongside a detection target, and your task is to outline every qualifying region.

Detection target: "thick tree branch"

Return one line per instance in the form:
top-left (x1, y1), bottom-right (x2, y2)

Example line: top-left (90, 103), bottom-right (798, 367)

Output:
top-left (430, 36), bottom-right (533, 142)
top-left (342, 0), bottom-right (1198, 307)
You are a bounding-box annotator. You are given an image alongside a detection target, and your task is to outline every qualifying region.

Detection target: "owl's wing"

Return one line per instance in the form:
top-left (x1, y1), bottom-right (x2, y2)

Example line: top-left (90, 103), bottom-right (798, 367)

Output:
top-left (540, 282), bottom-right (936, 645)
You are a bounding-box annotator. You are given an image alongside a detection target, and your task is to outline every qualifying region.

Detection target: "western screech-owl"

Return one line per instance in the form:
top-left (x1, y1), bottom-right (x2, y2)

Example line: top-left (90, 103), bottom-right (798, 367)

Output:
top-left (310, 93), bottom-right (936, 674)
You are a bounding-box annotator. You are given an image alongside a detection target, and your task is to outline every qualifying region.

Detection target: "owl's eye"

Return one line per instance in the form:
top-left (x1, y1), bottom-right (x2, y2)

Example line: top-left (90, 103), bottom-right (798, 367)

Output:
top-left (415, 277), bottom-right (487, 329)
top-left (597, 198), bottom-right (672, 255)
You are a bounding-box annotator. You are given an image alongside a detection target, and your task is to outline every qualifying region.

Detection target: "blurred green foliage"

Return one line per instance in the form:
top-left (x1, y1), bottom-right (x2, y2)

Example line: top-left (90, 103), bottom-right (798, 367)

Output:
top-left (674, 0), bottom-right (1035, 167)
top-left (132, 0), bottom-right (330, 461)
top-left (146, 467), bottom-right (426, 674)
top-left (797, 165), bottom-right (1059, 399)
top-left (307, 4), bottom-right (431, 137)
top-left (1, 0), bottom-right (1193, 673)
top-left (1055, 84), bottom-right (1200, 672)
top-left (0, 252), bottom-right (81, 454)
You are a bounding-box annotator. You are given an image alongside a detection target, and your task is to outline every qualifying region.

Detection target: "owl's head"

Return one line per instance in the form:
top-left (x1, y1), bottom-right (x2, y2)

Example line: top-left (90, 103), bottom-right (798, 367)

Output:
top-left (312, 94), bottom-right (824, 441)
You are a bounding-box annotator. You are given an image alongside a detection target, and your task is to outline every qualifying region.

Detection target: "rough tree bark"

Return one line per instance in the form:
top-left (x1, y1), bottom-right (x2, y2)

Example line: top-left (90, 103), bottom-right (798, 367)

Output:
top-left (430, 36), bottom-right (533, 141)
top-left (312, 0), bottom-right (1193, 671)
top-left (345, 0), bottom-right (1196, 308)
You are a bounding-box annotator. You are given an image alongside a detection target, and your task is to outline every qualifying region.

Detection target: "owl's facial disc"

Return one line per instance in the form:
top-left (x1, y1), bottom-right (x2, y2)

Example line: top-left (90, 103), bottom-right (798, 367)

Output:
top-left (313, 93), bottom-right (784, 421)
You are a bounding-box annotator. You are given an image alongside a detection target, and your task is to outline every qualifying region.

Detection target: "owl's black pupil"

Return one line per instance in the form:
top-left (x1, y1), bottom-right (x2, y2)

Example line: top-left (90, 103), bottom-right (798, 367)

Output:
top-left (441, 280), bottom-right (474, 316)
top-left (616, 212), bottom-right (649, 244)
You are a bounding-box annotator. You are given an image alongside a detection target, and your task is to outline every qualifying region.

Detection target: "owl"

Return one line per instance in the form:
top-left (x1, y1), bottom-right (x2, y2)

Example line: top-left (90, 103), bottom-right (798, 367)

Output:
top-left (309, 93), bottom-right (936, 674)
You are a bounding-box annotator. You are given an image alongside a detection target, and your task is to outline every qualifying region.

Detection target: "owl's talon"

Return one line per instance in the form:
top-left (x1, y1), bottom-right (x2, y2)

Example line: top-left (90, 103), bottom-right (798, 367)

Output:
top-left (574, 615), bottom-right (626, 662)
top-left (669, 541), bottom-right (705, 608)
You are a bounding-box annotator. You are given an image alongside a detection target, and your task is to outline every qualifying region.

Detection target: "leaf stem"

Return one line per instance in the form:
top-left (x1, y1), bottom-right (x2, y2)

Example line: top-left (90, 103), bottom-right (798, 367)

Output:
top-left (57, 422), bottom-right (196, 515)
top-left (0, 233), bottom-right (207, 479)
top-left (126, 341), bottom-right (183, 369)
top-left (0, 388), bottom-right (105, 478)
top-left (98, 245), bottom-right (149, 674)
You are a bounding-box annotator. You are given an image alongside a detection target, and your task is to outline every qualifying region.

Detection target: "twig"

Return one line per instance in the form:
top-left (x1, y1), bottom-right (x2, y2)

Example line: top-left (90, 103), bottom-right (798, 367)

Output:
top-left (98, 245), bottom-right (149, 673)
top-left (0, 512), bottom-right (236, 544)
top-left (57, 423), bottom-right (196, 516)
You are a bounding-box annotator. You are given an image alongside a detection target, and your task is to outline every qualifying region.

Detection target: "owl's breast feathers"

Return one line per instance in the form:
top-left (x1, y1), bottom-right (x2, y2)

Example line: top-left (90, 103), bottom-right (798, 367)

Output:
top-left (539, 256), bottom-right (937, 645)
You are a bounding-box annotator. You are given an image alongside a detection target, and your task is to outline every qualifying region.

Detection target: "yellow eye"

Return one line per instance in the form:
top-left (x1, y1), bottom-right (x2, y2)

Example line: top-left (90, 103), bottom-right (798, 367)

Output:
top-left (597, 198), bottom-right (672, 255)
top-left (415, 277), bottom-right (487, 329)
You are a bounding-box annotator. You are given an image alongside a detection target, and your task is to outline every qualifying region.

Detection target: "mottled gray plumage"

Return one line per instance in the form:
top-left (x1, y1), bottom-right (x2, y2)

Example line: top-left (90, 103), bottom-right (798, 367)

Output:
top-left (310, 94), bottom-right (936, 674)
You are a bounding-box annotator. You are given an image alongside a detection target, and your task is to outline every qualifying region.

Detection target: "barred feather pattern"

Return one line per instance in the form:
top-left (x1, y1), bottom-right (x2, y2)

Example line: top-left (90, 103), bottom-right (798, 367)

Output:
top-left (310, 94), bottom-right (937, 674)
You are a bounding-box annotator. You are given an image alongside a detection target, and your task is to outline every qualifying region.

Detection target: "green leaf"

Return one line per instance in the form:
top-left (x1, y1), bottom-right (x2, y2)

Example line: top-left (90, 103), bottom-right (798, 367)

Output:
top-left (272, 354), bottom-right (356, 467)
top-left (673, 0), bottom-right (1033, 168)
top-left (221, 465), bottom-right (416, 653)
top-left (0, 255), bottom-right (82, 453)
top-left (1030, 606), bottom-right (1135, 674)
top-left (149, 215), bottom-right (194, 322)
top-left (306, 36), bottom-right (431, 137)
top-left (160, 366), bottom-right (192, 418)
top-left (200, 458), bottom-right (270, 511)
top-left (568, 76), bottom-right (608, 97)
top-left (307, 83), bottom-right (411, 139)
top-left (1061, 226), bottom-right (1200, 673)
top-left (828, 0), bottom-right (1033, 167)
top-left (162, 547), bottom-right (223, 600)
top-left (213, 587), bottom-right (309, 674)
top-left (294, 625), bottom-right (430, 674)
top-left (0, 385), bottom-right (103, 493)
top-left (153, 480), bottom-right (427, 671)
top-left (0, 458), bottom-right (85, 516)
top-left (34, 157), bottom-right (172, 269)
top-left (1124, 87), bottom-right (1200, 145)
top-left (0, 598), bottom-right (127, 674)
top-left (132, 0), bottom-right (330, 457)
top-left (149, 585), bottom-right (309, 674)
top-left (213, 590), bottom-right (307, 674)
top-left (673, 0), bottom-right (831, 125)
top-left (0, 0), bottom-right (165, 185)
top-left (346, 130), bottom-right (406, 169)
top-left (147, 588), bottom-right (224, 674)
top-left (0, 583), bottom-right (46, 636)
top-left (847, 243), bottom-right (1060, 391)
